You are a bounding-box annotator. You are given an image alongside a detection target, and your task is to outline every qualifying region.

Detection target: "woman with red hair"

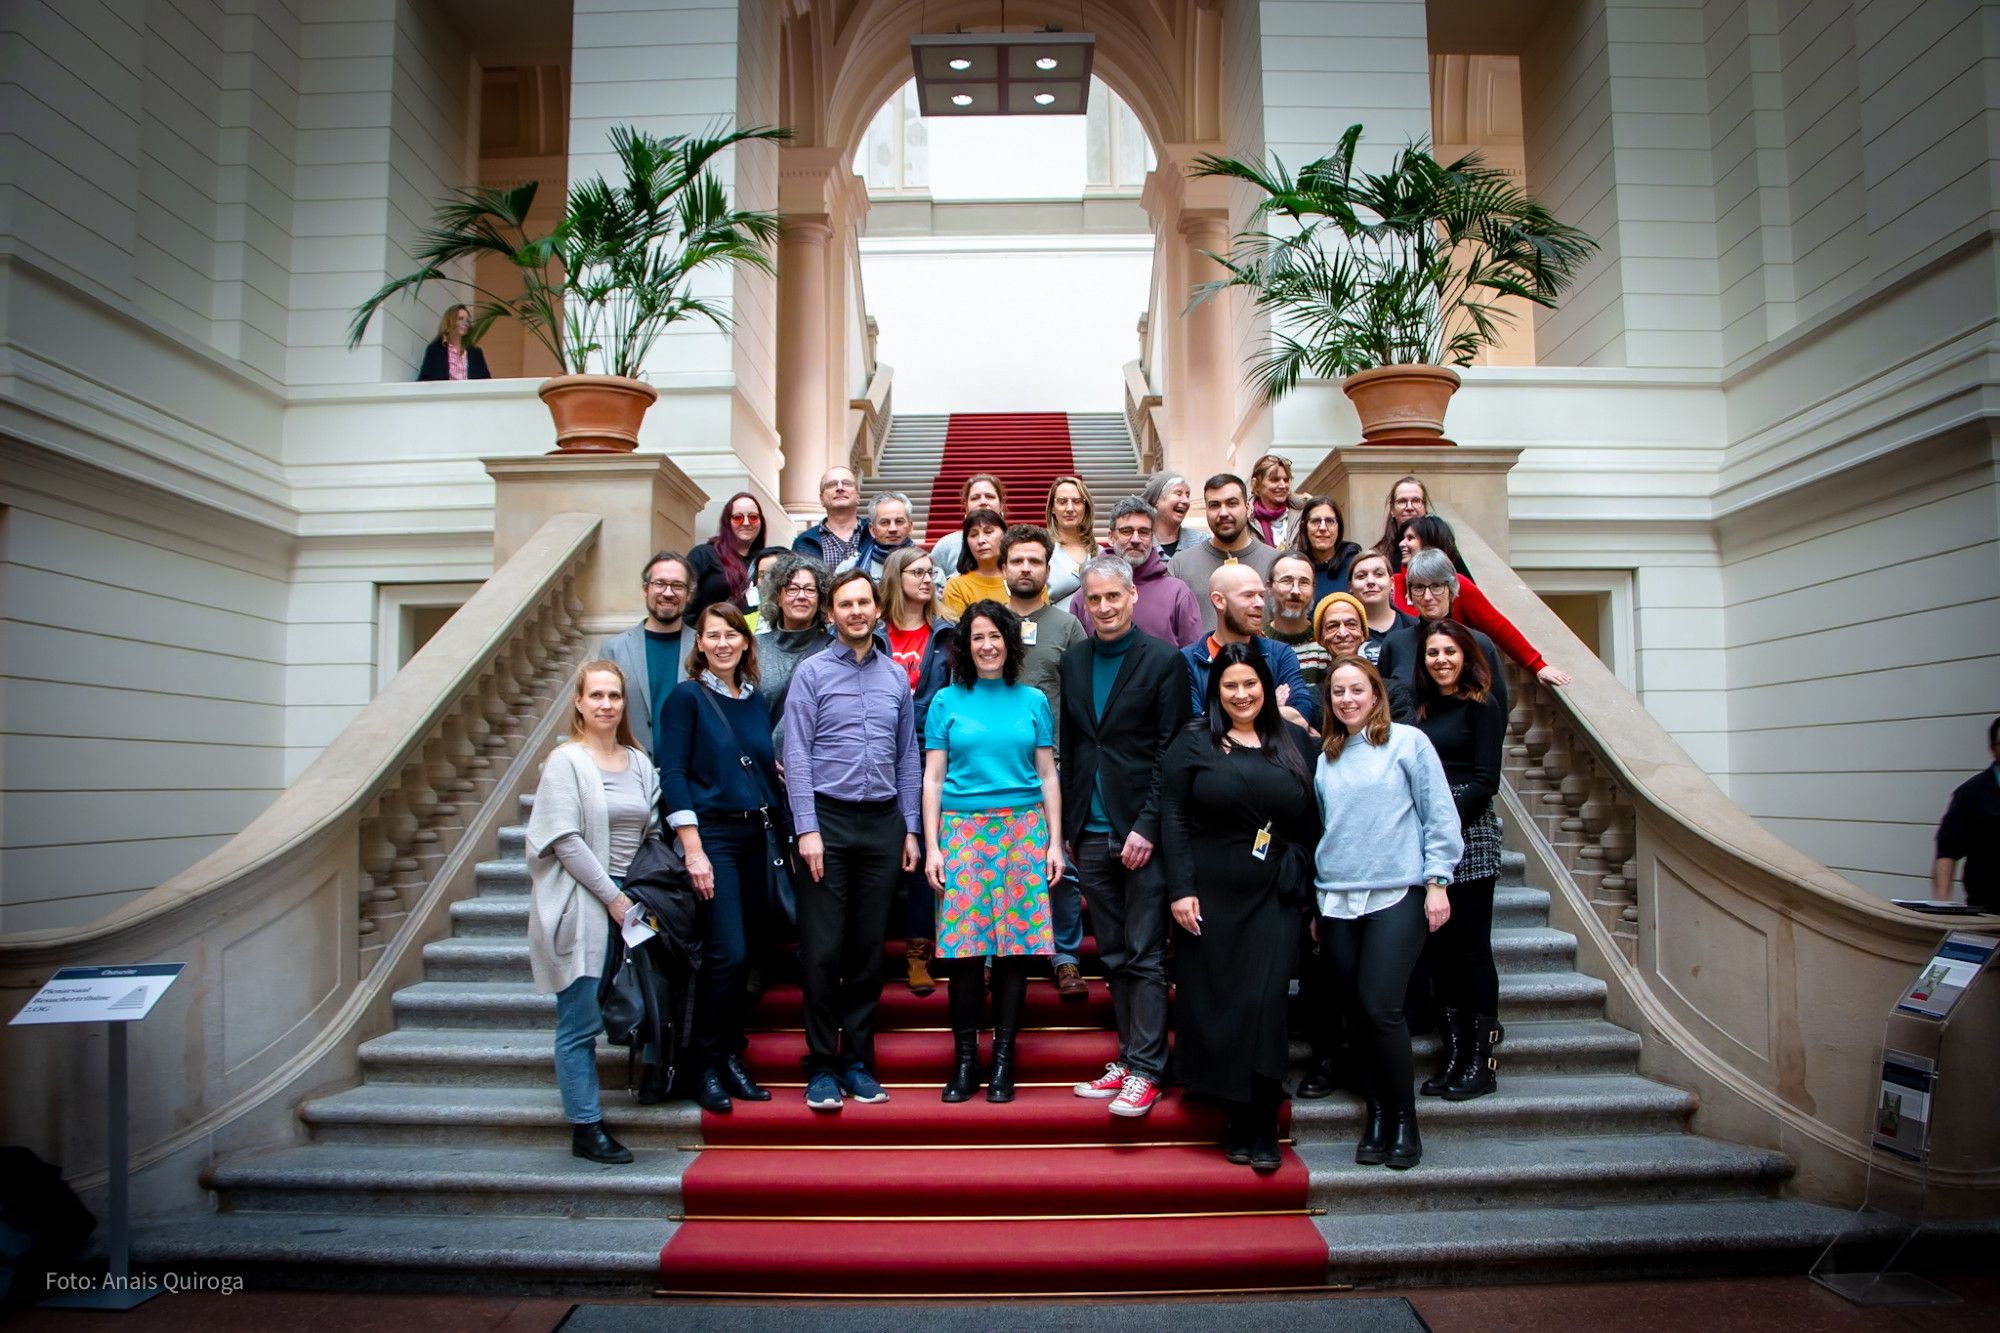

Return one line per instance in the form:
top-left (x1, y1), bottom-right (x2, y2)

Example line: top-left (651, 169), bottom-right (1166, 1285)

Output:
top-left (688, 492), bottom-right (768, 624)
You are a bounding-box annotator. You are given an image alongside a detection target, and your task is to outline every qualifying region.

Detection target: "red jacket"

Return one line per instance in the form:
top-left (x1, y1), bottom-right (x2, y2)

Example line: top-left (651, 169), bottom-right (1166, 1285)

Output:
top-left (1393, 570), bottom-right (1547, 674)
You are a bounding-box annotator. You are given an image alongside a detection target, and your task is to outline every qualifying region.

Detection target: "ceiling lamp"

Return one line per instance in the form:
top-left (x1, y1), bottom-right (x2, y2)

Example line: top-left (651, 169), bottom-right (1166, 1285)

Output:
top-left (911, 31), bottom-right (1094, 117)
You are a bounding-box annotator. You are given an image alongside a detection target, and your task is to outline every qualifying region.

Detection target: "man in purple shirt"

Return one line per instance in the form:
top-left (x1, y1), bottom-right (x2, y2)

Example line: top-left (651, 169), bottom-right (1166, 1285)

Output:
top-left (1067, 497), bottom-right (1204, 648)
top-left (782, 567), bottom-right (923, 1111)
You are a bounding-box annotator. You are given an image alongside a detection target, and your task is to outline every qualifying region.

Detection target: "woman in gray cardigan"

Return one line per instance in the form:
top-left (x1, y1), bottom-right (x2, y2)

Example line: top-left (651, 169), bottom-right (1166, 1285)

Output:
top-left (526, 659), bottom-right (661, 1164)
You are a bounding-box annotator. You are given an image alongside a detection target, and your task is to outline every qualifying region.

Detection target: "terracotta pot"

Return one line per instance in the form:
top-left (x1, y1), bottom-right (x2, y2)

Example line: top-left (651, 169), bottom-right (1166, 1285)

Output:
top-left (1340, 363), bottom-right (1461, 445)
top-left (538, 374), bottom-right (659, 454)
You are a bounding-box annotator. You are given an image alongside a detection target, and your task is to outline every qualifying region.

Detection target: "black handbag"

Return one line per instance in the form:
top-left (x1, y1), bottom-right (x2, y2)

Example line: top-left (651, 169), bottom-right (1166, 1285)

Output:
top-left (693, 685), bottom-right (800, 926)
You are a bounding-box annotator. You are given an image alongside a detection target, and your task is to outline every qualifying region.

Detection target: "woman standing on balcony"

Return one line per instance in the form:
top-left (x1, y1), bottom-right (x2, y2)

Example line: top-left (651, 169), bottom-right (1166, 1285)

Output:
top-left (883, 544), bottom-right (949, 995)
top-left (687, 492), bottom-right (768, 624)
top-left (1393, 516), bottom-right (1570, 687)
top-left (1411, 618), bottom-right (1508, 1102)
top-left (1291, 497), bottom-right (1362, 602)
top-left (1249, 454), bottom-right (1308, 548)
top-left (930, 473), bottom-right (1008, 576)
top-left (1044, 476), bottom-right (1097, 602)
top-left (659, 604), bottom-right (782, 1115)
top-left (922, 601), bottom-right (1061, 1103)
top-left (416, 304), bottom-right (491, 381)
top-left (939, 508), bottom-right (1010, 621)
top-left (1313, 656), bottom-right (1461, 1171)
top-left (525, 659), bottom-right (660, 1165)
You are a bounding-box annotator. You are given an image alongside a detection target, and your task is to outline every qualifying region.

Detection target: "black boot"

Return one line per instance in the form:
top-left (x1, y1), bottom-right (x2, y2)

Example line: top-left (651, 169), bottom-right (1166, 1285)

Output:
top-left (1222, 1105), bottom-right (1252, 1165)
top-left (941, 964), bottom-right (985, 1103)
top-left (986, 961), bottom-right (1027, 1103)
top-left (1353, 1068), bottom-right (1389, 1167)
top-left (720, 1053), bottom-right (770, 1102)
top-left (1248, 1080), bottom-right (1283, 1173)
top-left (1385, 1110), bottom-right (1423, 1169)
top-left (571, 1121), bottom-right (633, 1164)
top-left (692, 1064), bottom-right (734, 1114)
top-left (1442, 1013), bottom-right (1499, 1101)
top-left (1420, 1007), bottom-right (1467, 1097)
top-left (1296, 1054), bottom-right (1339, 1099)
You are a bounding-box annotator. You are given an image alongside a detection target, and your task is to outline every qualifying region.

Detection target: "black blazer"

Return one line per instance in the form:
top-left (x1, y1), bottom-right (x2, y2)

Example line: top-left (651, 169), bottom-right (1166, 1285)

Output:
top-left (1056, 628), bottom-right (1191, 847)
top-left (1376, 620), bottom-right (1508, 723)
top-left (417, 340), bottom-right (491, 381)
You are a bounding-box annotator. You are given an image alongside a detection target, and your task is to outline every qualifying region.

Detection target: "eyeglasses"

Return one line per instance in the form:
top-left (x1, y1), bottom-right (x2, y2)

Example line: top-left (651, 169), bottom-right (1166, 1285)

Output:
top-left (1306, 516), bottom-right (1339, 527)
top-left (1408, 582), bottom-right (1450, 598)
top-left (645, 579), bottom-right (689, 594)
top-left (782, 582), bottom-right (819, 597)
top-left (729, 512), bottom-right (761, 526)
top-left (907, 569), bottom-right (936, 582)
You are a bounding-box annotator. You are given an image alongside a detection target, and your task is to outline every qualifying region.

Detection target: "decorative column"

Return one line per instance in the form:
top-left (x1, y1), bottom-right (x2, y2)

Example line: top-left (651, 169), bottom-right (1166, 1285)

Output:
top-left (776, 215), bottom-right (834, 513)
top-left (1176, 209), bottom-right (1236, 480)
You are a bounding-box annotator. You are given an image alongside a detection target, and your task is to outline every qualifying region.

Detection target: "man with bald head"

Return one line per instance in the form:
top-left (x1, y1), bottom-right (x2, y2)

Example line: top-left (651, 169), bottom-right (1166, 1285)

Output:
top-left (793, 466), bottom-right (870, 573)
top-left (1179, 563), bottom-right (1318, 732)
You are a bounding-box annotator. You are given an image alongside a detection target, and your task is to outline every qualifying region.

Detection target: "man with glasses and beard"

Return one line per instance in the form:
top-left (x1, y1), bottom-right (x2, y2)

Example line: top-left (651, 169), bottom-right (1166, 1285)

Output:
top-left (1179, 564), bottom-right (1317, 734)
top-left (600, 550), bottom-right (692, 758)
top-left (1067, 497), bottom-right (1203, 647)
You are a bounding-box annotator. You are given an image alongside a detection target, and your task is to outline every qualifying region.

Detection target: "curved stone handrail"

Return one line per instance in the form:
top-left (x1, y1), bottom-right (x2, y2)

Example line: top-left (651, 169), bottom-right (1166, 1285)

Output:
top-left (848, 362), bottom-right (894, 477)
top-left (1449, 510), bottom-right (1998, 1207)
top-left (1123, 359), bottom-right (1165, 472)
top-left (0, 513), bottom-right (600, 1205)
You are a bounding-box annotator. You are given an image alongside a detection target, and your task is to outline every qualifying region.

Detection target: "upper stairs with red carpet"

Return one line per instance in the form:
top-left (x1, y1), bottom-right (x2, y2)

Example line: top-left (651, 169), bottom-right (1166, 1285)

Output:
top-left (131, 796), bottom-right (1855, 1296)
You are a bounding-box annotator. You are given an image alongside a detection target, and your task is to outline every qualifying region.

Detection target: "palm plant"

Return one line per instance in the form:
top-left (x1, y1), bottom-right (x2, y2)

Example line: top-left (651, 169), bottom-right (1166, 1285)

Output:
top-left (348, 123), bottom-right (790, 379)
top-left (1190, 125), bottom-right (1599, 403)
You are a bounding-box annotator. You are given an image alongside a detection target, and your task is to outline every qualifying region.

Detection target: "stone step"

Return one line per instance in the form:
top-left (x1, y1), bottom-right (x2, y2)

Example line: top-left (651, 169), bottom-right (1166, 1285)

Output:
top-left (1290, 1075), bottom-right (1695, 1140)
top-left (301, 1083), bottom-right (701, 1149)
top-left (134, 1213), bottom-right (671, 1295)
top-left (206, 1144), bottom-right (686, 1219)
top-left (1294, 1134), bottom-right (1790, 1214)
top-left (1312, 1198), bottom-right (1867, 1288)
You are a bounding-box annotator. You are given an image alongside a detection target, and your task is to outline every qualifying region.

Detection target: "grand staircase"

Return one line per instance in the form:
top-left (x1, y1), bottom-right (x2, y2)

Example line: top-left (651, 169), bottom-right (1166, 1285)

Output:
top-left (859, 411), bottom-right (1152, 540)
top-left (134, 808), bottom-right (1854, 1294)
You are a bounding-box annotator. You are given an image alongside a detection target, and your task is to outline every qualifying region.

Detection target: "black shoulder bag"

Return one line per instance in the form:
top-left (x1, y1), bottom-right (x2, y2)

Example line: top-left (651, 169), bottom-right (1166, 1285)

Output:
top-left (693, 685), bottom-right (800, 925)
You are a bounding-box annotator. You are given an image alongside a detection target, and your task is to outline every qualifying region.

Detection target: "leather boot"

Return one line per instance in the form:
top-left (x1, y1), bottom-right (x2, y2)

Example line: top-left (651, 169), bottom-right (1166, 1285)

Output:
top-left (1385, 1110), bottom-right (1423, 1170)
top-left (692, 1064), bottom-right (733, 1114)
top-left (1353, 1068), bottom-right (1389, 1166)
top-left (1222, 1105), bottom-right (1252, 1165)
top-left (720, 1053), bottom-right (771, 1102)
top-left (940, 964), bottom-right (984, 1102)
top-left (1420, 1007), bottom-right (1467, 1097)
top-left (571, 1121), bottom-right (633, 1164)
top-left (986, 963), bottom-right (1027, 1104)
top-left (1296, 1054), bottom-right (1340, 1099)
top-left (1442, 1013), bottom-right (1499, 1101)
top-left (905, 938), bottom-right (937, 996)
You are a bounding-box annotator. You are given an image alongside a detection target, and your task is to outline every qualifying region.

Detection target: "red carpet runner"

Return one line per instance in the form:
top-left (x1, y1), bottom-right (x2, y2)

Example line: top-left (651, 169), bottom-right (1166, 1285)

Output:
top-left (923, 412), bottom-right (1081, 542)
top-left (659, 943), bottom-right (1330, 1296)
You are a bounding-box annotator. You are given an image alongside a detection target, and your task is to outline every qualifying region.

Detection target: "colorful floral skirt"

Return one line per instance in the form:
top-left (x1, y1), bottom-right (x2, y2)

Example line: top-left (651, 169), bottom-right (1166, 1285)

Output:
top-left (935, 805), bottom-right (1055, 960)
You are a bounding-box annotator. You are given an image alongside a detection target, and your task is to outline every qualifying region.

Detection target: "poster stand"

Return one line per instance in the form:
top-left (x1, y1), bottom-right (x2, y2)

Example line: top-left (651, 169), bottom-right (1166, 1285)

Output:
top-left (1808, 932), bottom-right (1997, 1307)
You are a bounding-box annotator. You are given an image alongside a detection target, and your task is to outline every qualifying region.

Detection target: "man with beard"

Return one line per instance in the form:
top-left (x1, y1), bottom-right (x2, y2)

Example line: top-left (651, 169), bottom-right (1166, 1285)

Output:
top-left (1266, 551), bottom-right (1331, 688)
top-left (600, 550), bottom-right (692, 757)
top-left (1179, 563), bottom-right (1317, 733)
top-left (1001, 525), bottom-right (1091, 999)
top-left (1067, 497), bottom-right (1203, 647)
top-left (1167, 474), bottom-right (1279, 633)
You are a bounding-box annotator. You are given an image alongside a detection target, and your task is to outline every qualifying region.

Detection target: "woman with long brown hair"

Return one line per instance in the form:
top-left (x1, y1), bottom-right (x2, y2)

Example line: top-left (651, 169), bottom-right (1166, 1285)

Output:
top-left (1043, 475), bottom-right (1096, 602)
top-left (1311, 656), bottom-right (1461, 1170)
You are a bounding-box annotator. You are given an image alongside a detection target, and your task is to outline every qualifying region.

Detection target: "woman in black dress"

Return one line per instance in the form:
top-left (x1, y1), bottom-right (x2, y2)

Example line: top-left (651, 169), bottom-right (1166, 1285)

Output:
top-left (1161, 642), bottom-right (1320, 1171)
top-left (1411, 617), bottom-right (1508, 1100)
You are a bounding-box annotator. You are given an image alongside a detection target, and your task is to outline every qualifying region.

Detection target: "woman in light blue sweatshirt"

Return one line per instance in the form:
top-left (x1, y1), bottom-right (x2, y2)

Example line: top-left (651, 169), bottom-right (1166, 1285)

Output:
top-left (1313, 656), bottom-right (1463, 1171)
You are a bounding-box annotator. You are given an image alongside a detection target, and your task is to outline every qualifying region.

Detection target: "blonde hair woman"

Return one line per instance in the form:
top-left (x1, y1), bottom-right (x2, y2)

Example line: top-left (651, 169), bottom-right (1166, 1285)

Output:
top-left (1249, 453), bottom-right (1307, 548)
top-left (1043, 475), bottom-right (1096, 602)
top-left (524, 659), bottom-right (660, 1164)
top-left (417, 303), bottom-right (491, 381)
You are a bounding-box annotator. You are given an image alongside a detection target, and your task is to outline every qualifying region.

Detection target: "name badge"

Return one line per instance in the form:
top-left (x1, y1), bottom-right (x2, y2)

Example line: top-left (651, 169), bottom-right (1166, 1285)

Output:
top-left (1252, 824), bottom-right (1272, 861)
top-left (1020, 620), bottom-right (1038, 645)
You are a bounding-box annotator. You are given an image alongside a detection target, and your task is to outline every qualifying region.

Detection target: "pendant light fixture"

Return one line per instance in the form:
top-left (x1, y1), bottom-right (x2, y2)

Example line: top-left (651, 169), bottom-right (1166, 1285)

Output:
top-left (910, 2), bottom-right (1095, 116)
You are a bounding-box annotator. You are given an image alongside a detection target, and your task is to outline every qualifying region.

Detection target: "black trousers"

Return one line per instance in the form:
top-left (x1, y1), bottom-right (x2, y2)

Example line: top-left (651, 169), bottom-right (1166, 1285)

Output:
top-left (1426, 875), bottom-right (1499, 1015)
top-left (1075, 831), bottom-right (1170, 1080)
top-left (1320, 888), bottom-right (1428, 1117)
top-left (690, 818), bottom-right (765, 1065)
top-left (796, 796), bottom-right (905, 1076)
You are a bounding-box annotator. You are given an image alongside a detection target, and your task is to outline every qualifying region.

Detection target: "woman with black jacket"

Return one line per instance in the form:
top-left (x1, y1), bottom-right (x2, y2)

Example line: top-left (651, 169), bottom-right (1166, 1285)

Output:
top-left (1411, 617), bottom-right (1508, 1101)
top-left (1290, 496), bottom-right (1362, 603)
top-left (416, 305), bottom-right (491, 380)
top-left (1161, 643), bottom-right (1320, 1171)
top-left (686, 492), bottom-right (769, 624)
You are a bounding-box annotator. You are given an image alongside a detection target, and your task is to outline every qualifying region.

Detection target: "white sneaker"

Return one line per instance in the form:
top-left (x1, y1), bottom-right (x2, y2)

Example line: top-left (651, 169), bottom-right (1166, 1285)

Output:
top-left (1074, 1061), bottom-right (1128, 1098)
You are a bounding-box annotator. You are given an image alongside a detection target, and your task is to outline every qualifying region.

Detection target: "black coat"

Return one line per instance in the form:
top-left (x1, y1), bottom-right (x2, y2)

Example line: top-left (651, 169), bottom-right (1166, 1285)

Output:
top-left (1159, 723), bottom-right (1319, 1101)
top-left (1056, 628), bottom-right (1190, 847)
top-left (417, 340), bottom-right (491, 380)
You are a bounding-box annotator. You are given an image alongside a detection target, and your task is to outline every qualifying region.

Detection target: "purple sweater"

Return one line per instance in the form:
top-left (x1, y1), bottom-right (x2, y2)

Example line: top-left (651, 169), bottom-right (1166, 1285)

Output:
top-left (1067, 548), bottom-right (1204, 648)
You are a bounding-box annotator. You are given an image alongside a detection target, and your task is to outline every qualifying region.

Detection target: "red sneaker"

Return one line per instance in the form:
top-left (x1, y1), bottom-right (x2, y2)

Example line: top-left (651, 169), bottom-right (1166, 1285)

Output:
top-left (1073, 1062), bottom-right (1128, 1098)
top-left (1108, 1074), bottom-right (1161, 1117)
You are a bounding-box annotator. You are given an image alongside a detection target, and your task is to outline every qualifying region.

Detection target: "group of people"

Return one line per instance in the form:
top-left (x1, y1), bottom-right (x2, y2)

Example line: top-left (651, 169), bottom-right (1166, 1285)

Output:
top-left (524, 456), bottom-right (1574, 1176)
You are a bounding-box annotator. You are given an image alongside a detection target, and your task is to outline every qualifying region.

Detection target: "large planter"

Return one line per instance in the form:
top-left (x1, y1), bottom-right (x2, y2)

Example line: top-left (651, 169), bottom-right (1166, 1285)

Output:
top-left (1340, 363), bottom-right (1461, 445)
top-left (538, 374), bottom-right (659, 454)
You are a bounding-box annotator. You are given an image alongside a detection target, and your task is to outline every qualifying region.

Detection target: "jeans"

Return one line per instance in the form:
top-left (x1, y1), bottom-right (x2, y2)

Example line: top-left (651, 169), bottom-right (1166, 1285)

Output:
top-left (1074, 830), bottom-right (1169, 1079)
top-left (797, 797), bottom-right (905, 1075)
top-left (1320, 887), bottom-right (1428, 1118)
top-left (693, 819), bottom-right (766, 1065)
top-left (1049, 864), bottom-right (1085, 969)
top-left (555, 904), bottom-right (615, 1125)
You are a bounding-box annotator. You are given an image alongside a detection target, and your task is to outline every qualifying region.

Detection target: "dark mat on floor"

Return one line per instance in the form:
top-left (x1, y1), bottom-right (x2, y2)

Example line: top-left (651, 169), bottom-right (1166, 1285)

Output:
top-left (558, 1296), bottom-right (1427, 1333)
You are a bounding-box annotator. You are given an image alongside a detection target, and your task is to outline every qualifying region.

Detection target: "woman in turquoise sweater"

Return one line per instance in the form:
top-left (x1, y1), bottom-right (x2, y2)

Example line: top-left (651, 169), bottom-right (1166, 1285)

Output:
top-left (1313, 655), bottom-right (1463, 1171)
top-left (921, 600), bottom-right (1063, 1104)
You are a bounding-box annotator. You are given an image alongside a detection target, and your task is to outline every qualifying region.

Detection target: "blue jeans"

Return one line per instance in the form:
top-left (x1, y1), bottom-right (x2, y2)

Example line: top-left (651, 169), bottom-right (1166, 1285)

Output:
top-left (554, 895), bottom-right (615, 1124)
top-left (1049, 863), bottom-right (1085, 969)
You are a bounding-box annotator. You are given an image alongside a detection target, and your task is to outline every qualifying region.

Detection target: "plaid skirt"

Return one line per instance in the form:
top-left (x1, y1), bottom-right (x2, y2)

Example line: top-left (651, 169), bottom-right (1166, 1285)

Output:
top-left (1452, 783), bottom-right (1503, 884)
top-left (934, 805), bottom-right (1055, 960)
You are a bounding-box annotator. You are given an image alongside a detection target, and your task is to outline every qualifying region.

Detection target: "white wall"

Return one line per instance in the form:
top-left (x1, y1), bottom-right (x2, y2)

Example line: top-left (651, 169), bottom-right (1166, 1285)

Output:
top-left (860, 236), bottom-right (1152, 413)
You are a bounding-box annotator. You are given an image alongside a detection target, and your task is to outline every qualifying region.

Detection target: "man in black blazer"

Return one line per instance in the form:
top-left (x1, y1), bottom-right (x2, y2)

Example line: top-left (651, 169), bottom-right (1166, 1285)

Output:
top-left (1057, 555), bottom-right (1191, 1117)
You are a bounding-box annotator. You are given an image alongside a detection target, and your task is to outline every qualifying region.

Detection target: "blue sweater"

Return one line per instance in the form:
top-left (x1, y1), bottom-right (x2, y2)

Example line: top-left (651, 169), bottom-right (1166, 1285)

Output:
top-left (657, 678), bottom-right (782, 824)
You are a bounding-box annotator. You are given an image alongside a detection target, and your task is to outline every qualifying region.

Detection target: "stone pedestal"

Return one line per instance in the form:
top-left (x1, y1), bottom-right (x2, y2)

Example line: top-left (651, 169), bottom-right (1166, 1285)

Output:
top-left (485, 455), bottom-right (709, 632)
top-left (1304, 444), bottom-right (1524, 560)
